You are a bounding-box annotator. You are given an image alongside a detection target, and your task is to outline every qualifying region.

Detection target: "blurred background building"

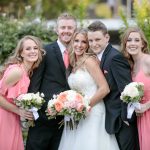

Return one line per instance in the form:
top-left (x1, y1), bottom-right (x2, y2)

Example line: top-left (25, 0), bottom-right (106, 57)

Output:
top-left (0, 0), bottom-right (150, 59)
top-left (0, 0), bottom-right (134, 20)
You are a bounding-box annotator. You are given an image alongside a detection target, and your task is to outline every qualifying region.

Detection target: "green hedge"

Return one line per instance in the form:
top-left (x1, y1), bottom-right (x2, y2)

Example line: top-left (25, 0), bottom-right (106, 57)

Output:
top-left (0, 16), bottom-right (57, 64)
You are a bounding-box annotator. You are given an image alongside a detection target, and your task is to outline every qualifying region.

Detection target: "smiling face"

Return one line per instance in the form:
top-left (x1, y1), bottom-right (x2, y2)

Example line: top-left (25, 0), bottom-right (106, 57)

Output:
top-left (21, 39), bottom-right (39, 64)
top-left (56, 19), bottom-right (76, 46)
top-left (73, 33), bottom-right (88, 59)
top-left (88, 31), bottom-right (109, 54)
top-left (126, 32), bottom-right (144, 56)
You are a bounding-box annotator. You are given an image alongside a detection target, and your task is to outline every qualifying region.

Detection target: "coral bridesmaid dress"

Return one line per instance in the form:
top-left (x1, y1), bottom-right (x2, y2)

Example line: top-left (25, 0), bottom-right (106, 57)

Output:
top-left (133, 69), bottom-right (150, 150)
top-left (0, 64), bottom-right (30, 150)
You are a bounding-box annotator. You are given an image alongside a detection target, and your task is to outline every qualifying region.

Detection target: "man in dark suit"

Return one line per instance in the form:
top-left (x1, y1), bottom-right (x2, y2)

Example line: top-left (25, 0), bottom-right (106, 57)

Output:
top-left (87, 21), bottom-right (139, 150)
top-left (26, 13), bottom-right (77, 150)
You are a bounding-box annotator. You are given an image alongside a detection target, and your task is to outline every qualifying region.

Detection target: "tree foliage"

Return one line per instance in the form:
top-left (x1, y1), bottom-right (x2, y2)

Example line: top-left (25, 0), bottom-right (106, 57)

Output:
top-left (0, 0), bottom-right (93, 19)
top-left (0, 8), bottom-right (56, 64)
top-left (0, 0), bottom-right (94, 64)
top-left (120, 0), bottom-right (150, 50)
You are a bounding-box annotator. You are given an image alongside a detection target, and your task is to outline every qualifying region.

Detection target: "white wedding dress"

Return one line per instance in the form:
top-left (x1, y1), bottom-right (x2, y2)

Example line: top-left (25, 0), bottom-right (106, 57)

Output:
top-left (59, 68), bottom-right (119, 150)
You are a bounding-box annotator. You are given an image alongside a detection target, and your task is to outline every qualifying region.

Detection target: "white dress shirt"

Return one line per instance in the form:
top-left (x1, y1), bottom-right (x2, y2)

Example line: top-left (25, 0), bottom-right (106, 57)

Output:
top-left (97, 50), bottom-right (104, 61)
top-left (57, 39), bottom-right (66, 60)
top-left (97, 44), bottom-right (109, 61)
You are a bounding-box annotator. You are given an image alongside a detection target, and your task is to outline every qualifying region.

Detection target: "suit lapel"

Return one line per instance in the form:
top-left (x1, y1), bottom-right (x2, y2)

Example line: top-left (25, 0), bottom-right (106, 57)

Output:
top-left (53, 42), bottom-right (66, 73)
top-left (100, 43), bottom-right (112, 69)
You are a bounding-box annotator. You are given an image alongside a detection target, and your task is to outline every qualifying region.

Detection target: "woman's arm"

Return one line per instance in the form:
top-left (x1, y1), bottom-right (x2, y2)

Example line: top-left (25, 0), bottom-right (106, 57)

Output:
top-left (135, 101), bottom-right (150, 114)
top-left (0, 95), bottom-right (33, 120)
top-left (85, 57), bottom-right (110, 107)
top-left (135, 55), bottom-right (150, 114)
top-left (0, 67), bottom-right (33, 120)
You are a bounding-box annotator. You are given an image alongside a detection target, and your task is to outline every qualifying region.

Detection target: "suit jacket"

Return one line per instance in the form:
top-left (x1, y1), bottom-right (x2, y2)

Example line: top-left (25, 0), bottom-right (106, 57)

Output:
top-left (100, 43), bottom-right (132, 134)
top-left (28, 41), bottom-right (70, 123)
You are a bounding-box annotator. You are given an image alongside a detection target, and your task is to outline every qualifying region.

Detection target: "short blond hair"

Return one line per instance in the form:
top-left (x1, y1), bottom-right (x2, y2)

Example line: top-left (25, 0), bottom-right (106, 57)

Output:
top-left (56, 12), bottom-right (77, 27)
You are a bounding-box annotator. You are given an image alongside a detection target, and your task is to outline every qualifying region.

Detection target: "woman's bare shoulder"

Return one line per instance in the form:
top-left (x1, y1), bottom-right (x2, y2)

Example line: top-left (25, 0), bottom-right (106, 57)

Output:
top-left (4, 65), bottom-right (23, 86)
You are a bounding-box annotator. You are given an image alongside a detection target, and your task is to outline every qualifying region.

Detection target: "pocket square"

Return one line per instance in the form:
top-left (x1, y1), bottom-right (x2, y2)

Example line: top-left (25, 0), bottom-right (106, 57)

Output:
top-left (104, 70), bottom-right (108, 74)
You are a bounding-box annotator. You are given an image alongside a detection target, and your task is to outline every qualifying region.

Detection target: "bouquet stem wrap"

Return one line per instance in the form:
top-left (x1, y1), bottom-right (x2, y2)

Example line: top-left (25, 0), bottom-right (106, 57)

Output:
top-left (29, 107), bottom-right (39, 120)
top-left (63, 115), bottom-right (76, 137)
top-left (127, 102), bottom-right (141, 119)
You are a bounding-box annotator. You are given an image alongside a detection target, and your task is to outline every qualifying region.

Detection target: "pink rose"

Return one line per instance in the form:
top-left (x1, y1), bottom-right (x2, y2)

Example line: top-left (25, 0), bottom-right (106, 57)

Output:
top-left (54, 100), bottom-right (64, 112)
top-left (47, 108), bottom-right (56, 116)
top-left (75, 93), bottom-right (83, 103)
top-left (70, 101), bottom-right (77, 108)
top-left (76, 103), bottom-right (84, 112)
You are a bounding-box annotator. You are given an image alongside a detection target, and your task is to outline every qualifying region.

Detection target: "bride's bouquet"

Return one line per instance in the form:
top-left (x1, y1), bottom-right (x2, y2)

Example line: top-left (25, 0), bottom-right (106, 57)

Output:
top-left (46, 90), bottom-right (91, 129)
top-left (15, 92), bottom-right (45, 127)
top-left (120, 82), bottom-right (144, 118)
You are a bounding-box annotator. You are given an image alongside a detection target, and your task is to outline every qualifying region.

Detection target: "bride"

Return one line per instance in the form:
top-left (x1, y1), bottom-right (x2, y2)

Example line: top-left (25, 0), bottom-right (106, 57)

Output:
top-left (58, 28), bottom-right (119, 150)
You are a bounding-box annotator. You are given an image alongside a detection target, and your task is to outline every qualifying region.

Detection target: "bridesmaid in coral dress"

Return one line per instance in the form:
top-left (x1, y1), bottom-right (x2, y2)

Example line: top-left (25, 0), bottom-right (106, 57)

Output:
top-left (121, 27), bottom-right (150, 150)
top-left (0, 35), bottom-right (45, 150)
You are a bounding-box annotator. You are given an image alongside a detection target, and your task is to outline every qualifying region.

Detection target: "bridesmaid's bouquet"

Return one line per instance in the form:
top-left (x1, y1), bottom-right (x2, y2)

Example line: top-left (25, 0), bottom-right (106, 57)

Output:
top-left (46, 90), bottom-right (91, 129)
top-left (15, 92), bottom-right (45, 127)
top-left (120, 82), bottom-right (144, 118)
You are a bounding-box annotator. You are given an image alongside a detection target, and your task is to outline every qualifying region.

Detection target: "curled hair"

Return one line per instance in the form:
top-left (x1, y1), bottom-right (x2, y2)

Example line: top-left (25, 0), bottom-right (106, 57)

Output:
top-left (0, 35), bottom-right (45, 78)
top-left (121, 27), bottom-right (149, 68)
top-left (68, 28), bottom-right (95, 67)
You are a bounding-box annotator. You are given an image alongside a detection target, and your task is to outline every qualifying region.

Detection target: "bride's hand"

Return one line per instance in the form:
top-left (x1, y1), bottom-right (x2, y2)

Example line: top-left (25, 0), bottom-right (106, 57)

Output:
top-left (86, 106), bottom-right (91, 116)
top-left (87, 106), bottom-right (91, 112)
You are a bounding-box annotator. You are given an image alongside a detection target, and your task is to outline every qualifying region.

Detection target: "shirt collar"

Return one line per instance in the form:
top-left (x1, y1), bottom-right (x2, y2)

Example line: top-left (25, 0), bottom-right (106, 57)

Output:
top-left (97, 50), bottom-right (105, 61)
top-left (97, 43), bottom-right (109, 61)
top-left (57, 39), bottom-right (66, 54)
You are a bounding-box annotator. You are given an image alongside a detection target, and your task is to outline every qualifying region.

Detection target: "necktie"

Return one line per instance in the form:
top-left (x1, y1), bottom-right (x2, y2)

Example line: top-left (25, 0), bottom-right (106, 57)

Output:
top-left (64, 49), bottom-right (69, 69)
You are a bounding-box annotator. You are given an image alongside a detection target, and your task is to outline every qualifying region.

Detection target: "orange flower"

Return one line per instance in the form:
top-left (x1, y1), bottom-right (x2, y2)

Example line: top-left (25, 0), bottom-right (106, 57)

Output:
top-left (57, 93), bottom-right (67, 103)
top-left (54, 100), bottom-right (64, 112)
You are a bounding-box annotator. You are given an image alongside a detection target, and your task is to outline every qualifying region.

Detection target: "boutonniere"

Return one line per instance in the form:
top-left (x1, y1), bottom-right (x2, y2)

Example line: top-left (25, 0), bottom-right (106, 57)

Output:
top-left (104, 70), bottom-right (108, 74)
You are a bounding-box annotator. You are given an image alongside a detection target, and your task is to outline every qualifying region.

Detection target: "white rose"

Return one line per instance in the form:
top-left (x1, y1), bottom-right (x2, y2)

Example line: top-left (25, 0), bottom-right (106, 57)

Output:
top-left (41, 93), bottom-right (45, 97)
top-left (67, 90), bottom-right (76, 101)
top-left (36, 98), bottom-right (42, 104)
top-left (129, 82), bottom-right (138, 87)
top-left (24, 93), bottom-right (33, 101)
top-left (48, 100), bottom-right (55, 107)
top-left (124, 86), bottom-right (139, 98)
top-left (138, 82), bottom-right (144, 86)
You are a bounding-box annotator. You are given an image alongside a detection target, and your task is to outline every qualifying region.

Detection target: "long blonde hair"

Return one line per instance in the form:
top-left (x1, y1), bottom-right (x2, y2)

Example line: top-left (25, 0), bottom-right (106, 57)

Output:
top-left (0, 35), bottom-right (45, 78)
top-left (68, 28), bottom-right (95, 68)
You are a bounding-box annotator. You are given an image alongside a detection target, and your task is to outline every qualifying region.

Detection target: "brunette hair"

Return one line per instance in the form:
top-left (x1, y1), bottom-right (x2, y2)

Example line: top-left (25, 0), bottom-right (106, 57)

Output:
top-left (121, 27), bottom-right (149, 68)
top-left (87, 20), bottom-right (108, 35)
